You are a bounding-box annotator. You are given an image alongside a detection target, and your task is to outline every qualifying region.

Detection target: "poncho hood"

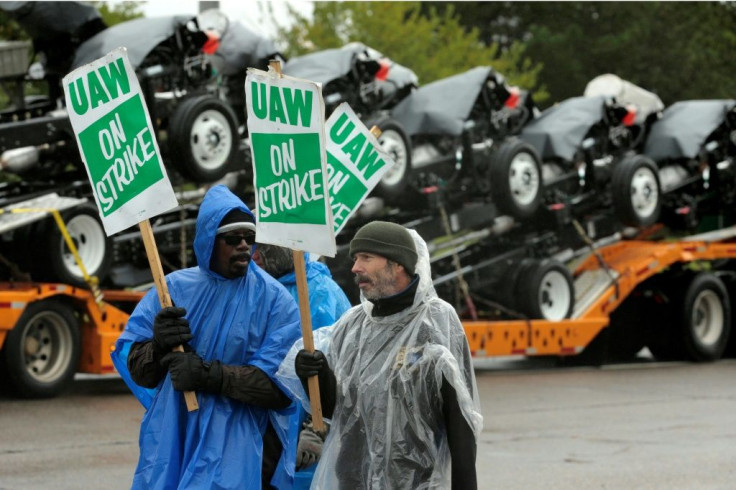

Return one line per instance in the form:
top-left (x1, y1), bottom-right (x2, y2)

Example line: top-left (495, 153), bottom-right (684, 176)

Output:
top-left (194, 184), bottom-right (256, 278)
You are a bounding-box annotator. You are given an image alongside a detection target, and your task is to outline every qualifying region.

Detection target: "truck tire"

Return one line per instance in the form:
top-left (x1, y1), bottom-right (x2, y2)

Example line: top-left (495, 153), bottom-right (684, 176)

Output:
top-left (38, 203), bottom-right (113, 287)
top-left (371, 117), bottom-right (412, 200)
top-left (0, 299), bottom-right (80, 398)
top-left (648, 273), bottom-right (731, 362)
top-left (611, 155), bottom-right (661, 227)
top-left (489, 138), bottom-right (543, 220)
top-left (168, 95), bottom-right (239, 183)
top-left (513, 258), bottom-right (574, 320)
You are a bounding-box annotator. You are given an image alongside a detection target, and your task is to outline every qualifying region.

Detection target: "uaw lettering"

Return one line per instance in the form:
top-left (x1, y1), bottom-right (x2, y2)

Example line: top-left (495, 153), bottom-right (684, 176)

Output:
top-left (329, 111), bottom-right (387, 181)
top-left (67, 57), bottom-right (164, 216)
top-left (249, 79), bottom-right (327, 225)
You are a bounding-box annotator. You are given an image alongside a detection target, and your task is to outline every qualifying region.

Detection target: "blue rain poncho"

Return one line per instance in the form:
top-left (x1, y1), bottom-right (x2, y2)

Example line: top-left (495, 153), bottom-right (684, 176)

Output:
top-left (277, 230), bottom-right (483, 489)
top-left (277, 260), bottom-right (352, 329)
top-left (111, 185), bottom-right (302, 489)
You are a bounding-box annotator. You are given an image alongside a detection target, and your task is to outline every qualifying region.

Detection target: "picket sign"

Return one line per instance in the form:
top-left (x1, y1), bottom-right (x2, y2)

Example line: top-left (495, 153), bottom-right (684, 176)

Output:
top-left (63, 47), bottom-right (198, 411)
top-left (245, 60), bottom-right (333, 432)
top-left (324, 102), bottom-right (396, 235)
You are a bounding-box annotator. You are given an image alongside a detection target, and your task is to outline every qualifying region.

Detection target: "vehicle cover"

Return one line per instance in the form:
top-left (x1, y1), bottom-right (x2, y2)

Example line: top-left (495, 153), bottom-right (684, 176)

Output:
top-left (644, 99), bottom-right (736, 161)
top-left (277, 230), bottom-right (483, 489)
top-left (584, 74), bottom-right (664, 124)
top-left (111, 185), bottom-right (302, 489)
top-left (0, 1), bottom-right (103, 41)
top-left (209, 20), bottom-right (281, 76)
top-left (390, 66), bottom-right (499, 137)
top-left (282, 43), bottom-right (417, 109)
top-left (519, 95), bottom-right (608, 161)
top-left (0, 1), bottom-right (106, 74)
top-left (72, 15), bottom-right (192, 69)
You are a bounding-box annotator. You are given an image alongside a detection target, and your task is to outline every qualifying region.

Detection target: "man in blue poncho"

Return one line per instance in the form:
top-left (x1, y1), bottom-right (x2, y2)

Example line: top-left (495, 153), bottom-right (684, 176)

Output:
top-left (111, 185), bottom-right (302, 490)
top-left (252, 243), bottom-right (351, 488)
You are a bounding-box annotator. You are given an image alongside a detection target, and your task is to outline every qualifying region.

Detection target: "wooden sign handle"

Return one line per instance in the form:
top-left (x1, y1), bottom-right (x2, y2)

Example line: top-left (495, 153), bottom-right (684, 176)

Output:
top-left (139, 219), bottom-right (199, 412)
top-left (293, 250), bottom-right (326, 433)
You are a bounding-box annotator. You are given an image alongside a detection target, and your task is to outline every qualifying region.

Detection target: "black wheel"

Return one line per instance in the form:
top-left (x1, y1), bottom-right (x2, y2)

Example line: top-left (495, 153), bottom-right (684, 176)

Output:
top-left (370, 117), bottom-right (412, 200)
top-left (611, 154), bottom-right (661, 227)
top-left (36, 203), bottom-right (113, 287)
top-left (513, 258), bottom-right (574, 320)
top-left (168, 95), bottom-right (239, 183)
top-left (647, 273), bottom-right (731, 362)
top-left (0, 299), bottom-right (80, 398)
top-left (489, 138), bottom-right (543, 220)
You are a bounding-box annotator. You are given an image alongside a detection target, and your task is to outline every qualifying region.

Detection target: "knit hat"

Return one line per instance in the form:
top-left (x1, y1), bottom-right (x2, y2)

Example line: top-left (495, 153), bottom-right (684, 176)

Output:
top-left (349, 221), bottom-right (417, 275)
top-left (217, 209), bottom-right (256, 235)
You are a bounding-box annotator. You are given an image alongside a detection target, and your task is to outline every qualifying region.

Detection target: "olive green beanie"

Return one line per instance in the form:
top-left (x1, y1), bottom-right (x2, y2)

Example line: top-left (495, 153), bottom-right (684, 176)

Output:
top-left (349, 221), bottom-right (417, 275)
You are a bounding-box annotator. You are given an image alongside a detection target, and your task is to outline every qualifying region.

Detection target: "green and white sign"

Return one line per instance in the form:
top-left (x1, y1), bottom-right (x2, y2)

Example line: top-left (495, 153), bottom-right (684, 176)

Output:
top-left (245, 67), bottom-right (335, 257)
top-left (63, 47), bottom-right (178, 236)
top-left (326, 103), bottom-right (396, 235)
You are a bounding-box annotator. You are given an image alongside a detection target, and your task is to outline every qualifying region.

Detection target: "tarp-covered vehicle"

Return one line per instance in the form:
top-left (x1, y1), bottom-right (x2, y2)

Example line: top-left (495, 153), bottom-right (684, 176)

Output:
top-left (0, 3), bottom-right (227, 287)
top-left (643, 99), bottom-right (736, 228)
top-left (72, 9), bottom-right (241, 183)
top-left (1, 2), bottom-right (240, 184)
top-left (385, 66), bottom-right (541, 219)
top-left (207, 20), bottom-right (284, 128)
top-left (519, 76), bottom-right (664, 227)
top-left (284, 43), bottom-right (418, 202)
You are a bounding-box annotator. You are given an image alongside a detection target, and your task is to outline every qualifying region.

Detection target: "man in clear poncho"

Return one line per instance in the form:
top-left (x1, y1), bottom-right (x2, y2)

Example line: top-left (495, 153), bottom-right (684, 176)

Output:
top-left (111, 185), bottom-right (302, 489)
top-left (277, 221), bottom-right (483, 489)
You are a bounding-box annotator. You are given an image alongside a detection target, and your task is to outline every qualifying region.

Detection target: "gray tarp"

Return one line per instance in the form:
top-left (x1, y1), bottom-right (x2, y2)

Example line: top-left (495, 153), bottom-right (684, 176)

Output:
top-left (72, 16), bottom-right (190, 69)
top-left (283, 43), bottom-right (417, 99)
top-left (644, 99), bottom-right (736, 162)
top-left (519, 95), bottom-right (607, 162)
top-left (282, 47), bottom-right (355, 85)
top-left (0, 1), bottom-right (102, 41)
top-left (390, 66), bottom-right (495, 137)
top-left (209, 21), bottom-right (280, 76)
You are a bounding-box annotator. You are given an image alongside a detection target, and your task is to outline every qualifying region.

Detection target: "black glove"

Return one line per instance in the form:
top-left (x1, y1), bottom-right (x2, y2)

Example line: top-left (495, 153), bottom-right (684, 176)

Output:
top-left (160, 351), bottom-right (223, 393)
top-left (295, 349), bottom-right (328, 381)
top-left (153, 306), bottom-right (192, 353)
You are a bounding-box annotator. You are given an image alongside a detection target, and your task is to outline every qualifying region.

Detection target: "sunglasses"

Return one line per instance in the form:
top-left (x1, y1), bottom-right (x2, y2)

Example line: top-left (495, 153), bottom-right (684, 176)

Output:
top-left (219, 233), bottom-right (256, 246)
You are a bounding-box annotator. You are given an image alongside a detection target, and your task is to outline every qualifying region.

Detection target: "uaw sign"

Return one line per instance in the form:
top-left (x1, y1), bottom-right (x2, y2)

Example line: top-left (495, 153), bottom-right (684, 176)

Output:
top-left (246, 67), bottom-right (335, 257)
top-left (325, 103), bottom-right (395, 235)
top-left (63, 47), bottom-right (178, 236)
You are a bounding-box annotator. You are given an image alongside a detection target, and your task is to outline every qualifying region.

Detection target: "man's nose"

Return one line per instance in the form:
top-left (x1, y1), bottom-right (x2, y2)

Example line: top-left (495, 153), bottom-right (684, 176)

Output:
top-left (351, 261), bottom-right (362, 274)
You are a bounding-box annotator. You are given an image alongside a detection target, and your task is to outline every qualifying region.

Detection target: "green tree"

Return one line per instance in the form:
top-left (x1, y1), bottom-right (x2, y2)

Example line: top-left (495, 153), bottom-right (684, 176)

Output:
top-left (275, 1), bottom-right (547, 101)
top-left (90, 1), bottom-right (143, 26)
top-left (430, 2), bottom-right (736, 106)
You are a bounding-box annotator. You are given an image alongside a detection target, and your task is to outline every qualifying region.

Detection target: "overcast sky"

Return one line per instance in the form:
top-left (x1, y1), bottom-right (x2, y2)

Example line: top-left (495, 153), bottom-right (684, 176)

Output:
top-left (136, 0), bottom-right (313, 38)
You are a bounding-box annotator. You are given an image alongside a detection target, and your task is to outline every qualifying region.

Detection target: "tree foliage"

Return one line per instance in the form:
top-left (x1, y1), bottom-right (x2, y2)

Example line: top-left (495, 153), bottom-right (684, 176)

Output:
top-left (90, 2), bottom-right (143, 26)
top-left (430, 2), bottom-right (736, 107)
top-left (274, 1), bottom-right (548, 102)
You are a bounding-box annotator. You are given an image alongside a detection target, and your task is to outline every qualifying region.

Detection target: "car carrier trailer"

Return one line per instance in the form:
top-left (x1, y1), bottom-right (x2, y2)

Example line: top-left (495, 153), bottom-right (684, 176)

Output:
top-left (462, 226), bottom-right (736, 364)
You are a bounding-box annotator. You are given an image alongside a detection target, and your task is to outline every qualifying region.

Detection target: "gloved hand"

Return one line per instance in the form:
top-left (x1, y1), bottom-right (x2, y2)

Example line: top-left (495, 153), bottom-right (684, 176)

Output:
top-left (153, 306), bottom-right (192, 353)
top-left (296, 424), bottom-right (326, 470)
top-left (160, 351), bottom-right (223, 393)
top-left (295, 349), bottom-right (328, 381)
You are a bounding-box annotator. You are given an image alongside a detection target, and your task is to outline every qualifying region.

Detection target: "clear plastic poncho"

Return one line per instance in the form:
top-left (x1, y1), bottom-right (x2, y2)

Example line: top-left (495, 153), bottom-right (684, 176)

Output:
top-left (277, 230), bottom-right (483, 489)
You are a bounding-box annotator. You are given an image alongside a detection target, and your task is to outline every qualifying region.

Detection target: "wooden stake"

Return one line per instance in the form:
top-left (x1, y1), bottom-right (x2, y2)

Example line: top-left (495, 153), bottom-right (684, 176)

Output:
top-left (370, 125), bottom-right (382, 139)
top-left (292, 250), bottom-right (326, 433)
top-left (139, 219), bottom-right (199, 411)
